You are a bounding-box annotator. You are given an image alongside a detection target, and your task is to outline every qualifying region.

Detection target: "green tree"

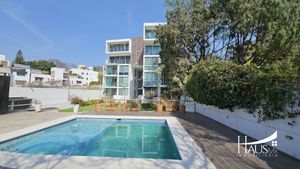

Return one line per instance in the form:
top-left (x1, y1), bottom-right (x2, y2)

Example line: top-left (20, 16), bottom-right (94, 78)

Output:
top-left (14, 50), bottom-right (25, 64)
top-left (25, 60), bottom-right (56, 73)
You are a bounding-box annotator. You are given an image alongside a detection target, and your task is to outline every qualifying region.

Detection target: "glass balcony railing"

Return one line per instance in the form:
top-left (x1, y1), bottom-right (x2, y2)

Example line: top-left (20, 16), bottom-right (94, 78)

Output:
top-left (145, 30), bottom-right (156, 39)
top-left (145, 45), bottom-right (160, 55)
top-left (108, 44), bottom-right (129, 52)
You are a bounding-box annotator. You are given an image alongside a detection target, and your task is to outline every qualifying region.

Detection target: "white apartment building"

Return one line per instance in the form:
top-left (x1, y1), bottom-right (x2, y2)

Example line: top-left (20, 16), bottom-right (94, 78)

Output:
top-left (0, 53), bottom-right (9, 67)
top-left (103, 22), bottom-right (166, 100)
top-left (69, 65), bottom-right (99, 86)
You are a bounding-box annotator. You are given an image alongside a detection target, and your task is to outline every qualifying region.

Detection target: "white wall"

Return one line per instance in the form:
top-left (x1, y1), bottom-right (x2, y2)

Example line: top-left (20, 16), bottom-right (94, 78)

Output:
top-left (9, 87), bottom-right (103, 109)
top-left (69, 68), bottom-right (98, 85)
top-left (185, 101), bottom-right (300, 160)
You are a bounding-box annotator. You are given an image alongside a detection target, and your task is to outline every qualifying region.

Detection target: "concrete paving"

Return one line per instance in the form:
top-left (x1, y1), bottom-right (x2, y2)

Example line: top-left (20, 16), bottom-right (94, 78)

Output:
top-left (0, 110), bottom-right (71, 134)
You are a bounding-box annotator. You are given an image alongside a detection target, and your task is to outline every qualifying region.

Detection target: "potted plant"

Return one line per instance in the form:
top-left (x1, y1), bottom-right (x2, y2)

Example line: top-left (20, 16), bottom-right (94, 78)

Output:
top-left (127, 100), bottom-right (140, 111)
top-left (70, 96), bottom-right (82, 113)
top-left (32, 99), bottom-right (42, 112)
top-left (156, 99), bottom-right (164, 112)
top-left (95, 99), bottom-right (104, 112)
top-left (121, 102), bottom-right (129, 111)
top-left (164, 99), bottom-right (176, 112)
top-left (105, 100), bottom-right (116, 111)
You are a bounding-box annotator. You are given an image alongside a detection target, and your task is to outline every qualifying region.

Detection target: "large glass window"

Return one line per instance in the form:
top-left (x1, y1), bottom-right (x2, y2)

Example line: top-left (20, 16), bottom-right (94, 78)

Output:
top-left (145, 30), bottom-right (156, 39)
top-left (144, 72), bottom-right (159, 86)
top-left (105, 77), bottom-right (117, 87)
top-left (16, 70), bottom-right (27, 76)
top-left (109, 43), bottom-right (129, 52)
top-left (118, 77), bottom-right (128, 87)
top-left (109, 56), bottom-right (130, 64)
top-left (145, 45), bottom-right (160, 55)
top-left (144, 66), bottom-right (158, 71)
top-left (144, 57), bottom-right (159, 65)
top-left (118, 88), bottom-right (128, 96)
top-left (106, 66), bottom-right (117, 75)
top-left (105, 88), bottom-right (117, 96)
top-left (119, 65), bottom-right (129, 75)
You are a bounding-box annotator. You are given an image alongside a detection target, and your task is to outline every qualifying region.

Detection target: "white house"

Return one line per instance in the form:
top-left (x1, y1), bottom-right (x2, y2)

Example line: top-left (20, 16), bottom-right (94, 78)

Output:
top-left (30, 69), bottom-right (51, 85)
top-left (69, 65), bottom-right (98, 86)
top-left (0, 53), bottom-right (9, 67)
top-left (11, 64), bottom-right (31, 86)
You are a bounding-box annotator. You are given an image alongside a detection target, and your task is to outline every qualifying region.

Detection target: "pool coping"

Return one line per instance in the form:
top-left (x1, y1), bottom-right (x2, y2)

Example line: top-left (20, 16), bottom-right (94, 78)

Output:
top-left (0, 115), bottom-right (216, 169)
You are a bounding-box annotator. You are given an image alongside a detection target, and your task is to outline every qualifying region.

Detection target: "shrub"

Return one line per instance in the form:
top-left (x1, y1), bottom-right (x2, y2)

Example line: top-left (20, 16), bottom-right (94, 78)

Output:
top-left (80, 99), bottom-right (104, 106)
top-left (70, 96), bottom-right (83, 105)
top-left (186, 58), bottom-right (299, 121)
top-left (127, 100), bottom-right (140, 109)
top-left (141, 103), bottom-right (156, 111)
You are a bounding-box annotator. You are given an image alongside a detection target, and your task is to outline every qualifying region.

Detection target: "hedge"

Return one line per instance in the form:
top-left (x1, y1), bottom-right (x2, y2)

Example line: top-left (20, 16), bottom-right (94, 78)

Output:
top-left (186, 59), bottom-right (299, 121)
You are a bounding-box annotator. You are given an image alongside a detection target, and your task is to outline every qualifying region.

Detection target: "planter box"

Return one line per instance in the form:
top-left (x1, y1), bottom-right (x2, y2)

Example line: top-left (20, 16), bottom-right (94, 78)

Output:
top-left (130, 108), bottom-right (139, 111)
top-left (73, 104), bottom-right (79, 113)
top-left (179, 104), bottom-right (186, 113)
top-left (156, 104), bottom-right (163, 112)
top-left (121, 104), bottom-right (129, 111)
top-left (95, 103), bottom-right (102, 112)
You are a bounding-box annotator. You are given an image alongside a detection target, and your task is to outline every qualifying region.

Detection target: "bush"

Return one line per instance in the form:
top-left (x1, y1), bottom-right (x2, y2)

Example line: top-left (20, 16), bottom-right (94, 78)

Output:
top-left (141, 103), bottom-right (156, 111)
top-left (127, 100), bottom-right (140, 108)
top-left (70, 96), bottom-right (83, 105)
top-left (186, 58), bottom-right (299, 121)
top-left (80, 99), bottom-right (104, 106)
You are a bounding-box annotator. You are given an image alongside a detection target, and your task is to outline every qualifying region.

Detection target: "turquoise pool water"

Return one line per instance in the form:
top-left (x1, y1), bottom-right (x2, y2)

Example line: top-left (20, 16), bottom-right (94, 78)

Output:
top-left (0, 118), bottom-right (181, 159)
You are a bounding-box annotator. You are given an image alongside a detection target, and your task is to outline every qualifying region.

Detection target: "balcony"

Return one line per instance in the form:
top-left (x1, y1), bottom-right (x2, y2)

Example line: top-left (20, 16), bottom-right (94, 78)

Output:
top-left (106, 39), bottom-right (131, 55)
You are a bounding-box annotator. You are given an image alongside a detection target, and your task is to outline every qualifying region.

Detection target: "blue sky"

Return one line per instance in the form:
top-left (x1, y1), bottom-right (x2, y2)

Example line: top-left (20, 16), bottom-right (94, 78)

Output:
top-left (0, 0), bottom-right (166, 67)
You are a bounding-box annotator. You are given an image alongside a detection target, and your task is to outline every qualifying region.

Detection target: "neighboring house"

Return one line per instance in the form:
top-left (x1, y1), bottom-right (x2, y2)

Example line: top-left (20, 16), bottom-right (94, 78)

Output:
top-left (0, 53), bottom-right (11, 76)
top-left (0, 53), bottom-right (9, 67)
top-left (50, 67), bottom-right (66, 86)
top-left (69, 66), bottom-right (99, 86)
top-left (102, 22), bottom-right (166, 100)
top-left (11, 64), bottom-right (31, 86)
top-left (30, 69), bottom-right (51, 85)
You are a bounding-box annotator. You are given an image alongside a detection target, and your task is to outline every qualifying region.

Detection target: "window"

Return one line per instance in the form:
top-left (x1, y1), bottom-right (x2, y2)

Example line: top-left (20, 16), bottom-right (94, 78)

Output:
top-left (144, 66), bottom-right (158, 71)
top-left (144, 72), bottom-right (158, 86)
top-left (119, 88), bottom-right (128, 96)
top-left (105, 77), bottom-right (117, 87)
top-left (119, 65), bottom-right (129, 75)
top-left (119, 77), bottom-right (128, 87)
top-left (145, 45), bottom-right (160, 55)
top-left (16, 70), bottom-right (26, 76)
top-left (144, 57), bottom-right (159, 65)
top-left (145, 30), bottom-right (156, 39)
top-left (109, 56), bottom-right (130, 64)
top-left (105, 88), bottom-right (117, 96)
top-left (109, 43), bottom-right (129, 52)
top-left (106, 66), bottom-right (117, 75)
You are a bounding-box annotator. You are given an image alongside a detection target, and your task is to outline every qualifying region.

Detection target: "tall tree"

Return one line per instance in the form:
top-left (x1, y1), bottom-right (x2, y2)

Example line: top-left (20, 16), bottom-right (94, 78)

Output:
top-left (14, 50), bottom-right (25, 64)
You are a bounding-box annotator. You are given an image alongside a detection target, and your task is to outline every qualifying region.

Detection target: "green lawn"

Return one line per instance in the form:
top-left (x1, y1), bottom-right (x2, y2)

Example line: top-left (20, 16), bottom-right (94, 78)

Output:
top-left (59, 104), bottom-right (95, 112)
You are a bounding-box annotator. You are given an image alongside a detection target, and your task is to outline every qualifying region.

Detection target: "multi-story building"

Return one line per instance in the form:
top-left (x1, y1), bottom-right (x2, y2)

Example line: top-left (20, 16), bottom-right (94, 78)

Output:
top-left (103, 22), bottom-right (165, 100)
top-left (69, 65), bottom-right (99, 86)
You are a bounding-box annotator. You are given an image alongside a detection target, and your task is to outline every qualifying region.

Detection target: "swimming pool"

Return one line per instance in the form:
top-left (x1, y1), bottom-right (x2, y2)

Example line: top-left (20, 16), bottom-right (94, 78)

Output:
top-left (0, 118), bottom-right (181, 160)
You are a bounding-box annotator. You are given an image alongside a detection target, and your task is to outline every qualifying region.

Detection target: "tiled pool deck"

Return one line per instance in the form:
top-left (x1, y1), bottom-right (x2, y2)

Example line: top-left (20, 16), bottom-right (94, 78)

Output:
top-left (0, 110), bottom-right (299, 169)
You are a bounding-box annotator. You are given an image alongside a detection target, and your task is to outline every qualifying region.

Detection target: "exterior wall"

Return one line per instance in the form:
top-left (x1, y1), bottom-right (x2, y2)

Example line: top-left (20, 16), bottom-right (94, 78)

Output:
top-left (0, 54), bottom-right (9, 67)
top-left (184, 101), bottom-right (300, 160)
top-left (30, 73), bottom-right (51, 83)
top-left (11, 69), bottom-right (31, 86)
top-left (51, 67), bottom-right (65, 81)
top-left (9, 86), bottom-right (103, 109)
top-left (69, 68), bottom-right (98, 85)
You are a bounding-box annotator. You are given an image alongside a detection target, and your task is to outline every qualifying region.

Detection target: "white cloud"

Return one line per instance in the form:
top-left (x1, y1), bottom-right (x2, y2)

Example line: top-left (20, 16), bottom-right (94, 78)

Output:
top-left (0, 5), bottom-right (53, 48)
